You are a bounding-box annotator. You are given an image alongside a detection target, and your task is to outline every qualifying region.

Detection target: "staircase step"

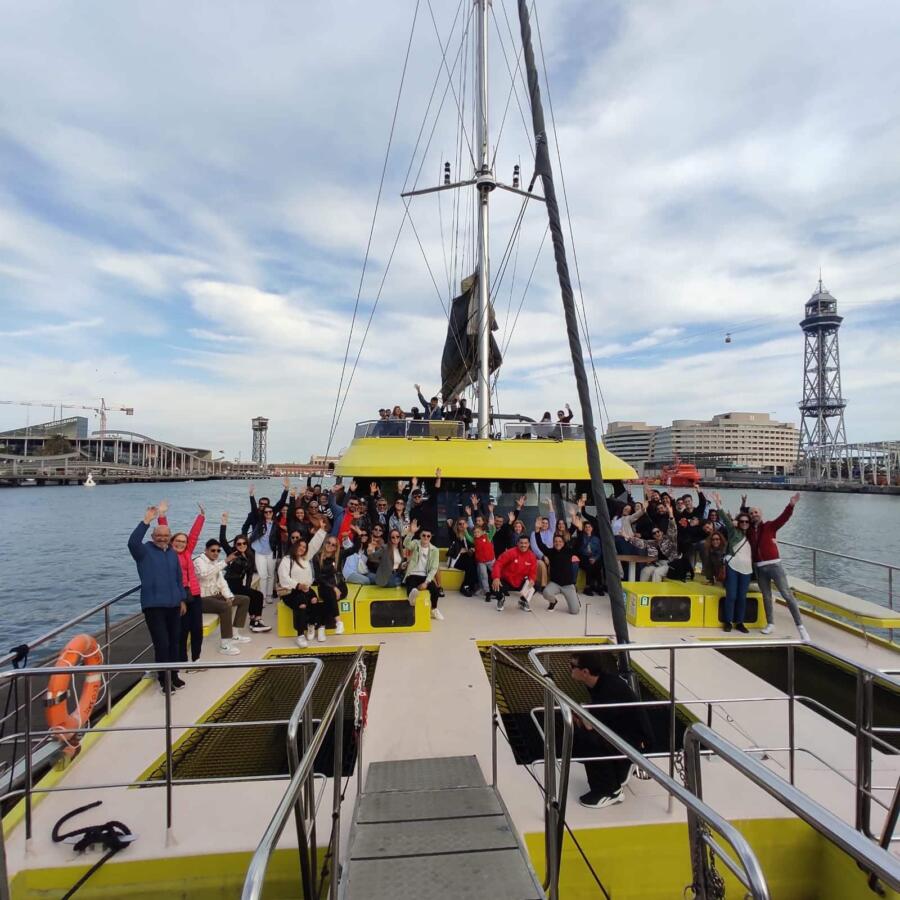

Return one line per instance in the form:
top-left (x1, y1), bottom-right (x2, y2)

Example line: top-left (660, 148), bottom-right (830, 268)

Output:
top-left (351, 814), bottom-right (517, 859)
top-left (357, 786), bottom-right (502, 823)
top-left (364, 755), bottom-right (485, 793)
top-left (344, 848), bottom-right (544, 900)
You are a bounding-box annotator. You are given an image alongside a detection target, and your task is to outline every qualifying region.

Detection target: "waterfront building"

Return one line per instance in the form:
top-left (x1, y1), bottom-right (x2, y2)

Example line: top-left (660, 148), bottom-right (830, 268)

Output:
top-left (648, 412), bottom-right (800, 474)
top-left (602, 421), bottom-right (661, 473)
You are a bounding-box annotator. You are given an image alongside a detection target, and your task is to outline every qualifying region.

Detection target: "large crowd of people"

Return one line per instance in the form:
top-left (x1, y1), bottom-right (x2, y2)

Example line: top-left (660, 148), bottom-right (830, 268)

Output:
top-left (128, 477), bottom-right (808, 693)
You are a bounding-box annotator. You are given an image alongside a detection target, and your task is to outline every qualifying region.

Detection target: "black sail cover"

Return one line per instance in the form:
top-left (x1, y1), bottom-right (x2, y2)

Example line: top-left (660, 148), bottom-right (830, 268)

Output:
top-left (440, 274), bottom-right (502, 401)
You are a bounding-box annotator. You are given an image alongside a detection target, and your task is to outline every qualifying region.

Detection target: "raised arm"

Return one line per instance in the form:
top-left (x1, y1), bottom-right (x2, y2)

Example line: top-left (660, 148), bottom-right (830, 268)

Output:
top-left (128, 509), bottom-right (156, 560)
top-left (218, 512), bottom-right (233, 554)
top-left (185, 507), bottom-right (205, 555)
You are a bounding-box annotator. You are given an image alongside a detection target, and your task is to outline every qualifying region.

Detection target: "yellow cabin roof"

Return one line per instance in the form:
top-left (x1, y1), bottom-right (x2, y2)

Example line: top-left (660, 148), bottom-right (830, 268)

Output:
top-left (334, 437), bottom-right (637, 481)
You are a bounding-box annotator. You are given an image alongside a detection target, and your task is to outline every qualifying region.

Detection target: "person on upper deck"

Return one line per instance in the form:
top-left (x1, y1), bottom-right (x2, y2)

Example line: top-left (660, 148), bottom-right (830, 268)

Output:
top-left (492, 535), bottom-right (538, 612)
top-left (557, 404), bottom-right (574, 424)
top-left (744, 493), bottom-right (808, 640)
top-left (128, 504), bottom-right (185, 691)
top-left (414, 384), bottom-right (443, 420)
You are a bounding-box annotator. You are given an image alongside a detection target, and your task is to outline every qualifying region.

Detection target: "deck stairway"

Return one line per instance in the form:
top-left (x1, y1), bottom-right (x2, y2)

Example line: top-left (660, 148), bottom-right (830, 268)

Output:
top-left (343, 755), bottom-right (544, 899)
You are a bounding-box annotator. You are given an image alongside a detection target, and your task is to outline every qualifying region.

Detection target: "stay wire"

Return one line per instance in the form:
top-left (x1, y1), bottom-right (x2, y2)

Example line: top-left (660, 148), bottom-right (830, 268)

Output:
top-left (533, 3), bottom-right (610, 431)
top-left (330, 3), bottom-right (473, 436)
top-left (324, 0), bottom-right (422, 460)
top-left (491, 0), bottom-right (535, 168)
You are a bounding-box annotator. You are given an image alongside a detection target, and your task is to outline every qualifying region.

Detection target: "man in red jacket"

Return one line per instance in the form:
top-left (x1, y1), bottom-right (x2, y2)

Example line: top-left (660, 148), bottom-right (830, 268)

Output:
top-left (491, 535), bottom-right (538, 611)
top-left (747, 493), bottom-right (808, 641)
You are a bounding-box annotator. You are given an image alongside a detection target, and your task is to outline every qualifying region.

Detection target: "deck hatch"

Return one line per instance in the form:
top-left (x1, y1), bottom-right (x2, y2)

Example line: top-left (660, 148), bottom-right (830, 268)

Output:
top-left (141, 648), bottom-right (378, 783)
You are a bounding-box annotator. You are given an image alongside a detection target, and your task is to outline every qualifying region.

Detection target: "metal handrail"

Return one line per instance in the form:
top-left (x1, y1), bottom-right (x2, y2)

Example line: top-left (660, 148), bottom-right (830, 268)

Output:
top-left (684, 723), bottom-right (900, 893)
top-left (490, 645), bottom-right (770, 900)
top-left (0, 656), bottom-right (324, 842)
top-left (353, 419), bottom-right (465, 439)
top-left (527, 640), bottom-right (900, 852)
top-left (242, 647), bottom-right (364, 900)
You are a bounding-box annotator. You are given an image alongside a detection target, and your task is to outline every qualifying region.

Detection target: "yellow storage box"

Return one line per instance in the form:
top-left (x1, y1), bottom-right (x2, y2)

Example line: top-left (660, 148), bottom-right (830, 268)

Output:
top-left (624, 581), bottom-right (706, 628)
top-left (277, 595), bottom-right (356, 637)
top-left (353, 584), bottom-right (432, 634)
top-left (700, 582), bottom-right (767, 629)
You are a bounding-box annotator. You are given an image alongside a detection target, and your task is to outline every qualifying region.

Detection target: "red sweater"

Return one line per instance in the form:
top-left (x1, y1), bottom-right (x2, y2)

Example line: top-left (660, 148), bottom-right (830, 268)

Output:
top-left (159, 514), bottom-right (204, 595)
top-left (493, 546), bottom-right (537, 586)
top-left (474, 534), bottom-right (495, 563)
top-left (747, 503), bottom-right (792, 565)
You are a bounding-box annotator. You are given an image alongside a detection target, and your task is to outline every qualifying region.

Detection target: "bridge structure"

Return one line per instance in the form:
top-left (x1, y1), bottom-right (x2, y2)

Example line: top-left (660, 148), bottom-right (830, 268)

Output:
top-left (0, 427), bottom-right (262, 486)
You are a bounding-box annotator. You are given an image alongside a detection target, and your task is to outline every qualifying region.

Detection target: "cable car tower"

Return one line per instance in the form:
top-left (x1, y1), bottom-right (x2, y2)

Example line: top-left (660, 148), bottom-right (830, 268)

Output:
top-left (798, 277), bottom-right (848, 480)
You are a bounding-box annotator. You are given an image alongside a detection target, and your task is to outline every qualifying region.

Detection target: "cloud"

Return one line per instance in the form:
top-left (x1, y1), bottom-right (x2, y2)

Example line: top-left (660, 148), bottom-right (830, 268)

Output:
top-left (0, 317), bottom-right (103, 338)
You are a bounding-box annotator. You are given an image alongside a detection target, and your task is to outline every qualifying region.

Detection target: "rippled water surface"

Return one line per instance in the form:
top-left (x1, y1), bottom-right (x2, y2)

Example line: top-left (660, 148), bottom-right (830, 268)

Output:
top-left (1, 480), bottom-right (897, 649)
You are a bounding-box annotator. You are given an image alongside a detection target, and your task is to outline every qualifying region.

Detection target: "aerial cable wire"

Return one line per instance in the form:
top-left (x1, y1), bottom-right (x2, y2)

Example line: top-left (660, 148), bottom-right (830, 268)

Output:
top-left (323, 0), bottom-right (421, 460)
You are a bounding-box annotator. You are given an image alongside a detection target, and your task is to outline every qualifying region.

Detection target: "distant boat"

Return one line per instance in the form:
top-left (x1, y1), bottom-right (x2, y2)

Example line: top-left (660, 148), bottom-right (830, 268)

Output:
top-left (84, 472), bottom-right (96, 487)
top-left (645, 455), bottom-right (702, 487)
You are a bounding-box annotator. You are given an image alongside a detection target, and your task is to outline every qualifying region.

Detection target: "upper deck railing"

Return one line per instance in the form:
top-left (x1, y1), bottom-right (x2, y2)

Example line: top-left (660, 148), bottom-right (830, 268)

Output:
top-left (352, 419), bottom-right (586, 440)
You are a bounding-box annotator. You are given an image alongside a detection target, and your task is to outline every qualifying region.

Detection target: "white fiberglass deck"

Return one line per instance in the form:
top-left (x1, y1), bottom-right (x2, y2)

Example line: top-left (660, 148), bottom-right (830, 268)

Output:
top-left (4, 589), bottom-right (899, 881)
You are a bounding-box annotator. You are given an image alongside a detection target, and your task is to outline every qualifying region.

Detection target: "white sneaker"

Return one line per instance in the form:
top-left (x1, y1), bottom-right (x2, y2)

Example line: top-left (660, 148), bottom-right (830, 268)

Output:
top-left (230, 632), bottom-right (252, 643)
top-left (334, 620), bottom-right (345, 635)
top-left (265, 596), bottom-right (274, 605)
top-left (218, 642), bottom-right (240, 656)
top-left (761, 624), bottom-right (775, 635)
top-left (798, 624), bottom-right (810, 642)
top-left (316, 626), bottom-right (326, 643)
top-left (295, 635), bottom-right (308, 648)
top-left (306, 625), bottom-right (315, 642)
top-left (431, 609), bottom-right (444, 621)
top-left (407, 587), bottom-right (419, 607)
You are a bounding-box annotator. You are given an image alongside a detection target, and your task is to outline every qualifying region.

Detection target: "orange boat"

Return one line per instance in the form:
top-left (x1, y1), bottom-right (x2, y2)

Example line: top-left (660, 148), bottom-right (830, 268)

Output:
top-left (644, 455), bottom-right (702, 487)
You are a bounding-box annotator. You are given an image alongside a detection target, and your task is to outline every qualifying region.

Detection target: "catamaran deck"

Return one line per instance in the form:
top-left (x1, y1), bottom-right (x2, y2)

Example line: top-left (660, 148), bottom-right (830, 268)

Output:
top-left (4, 589), bottom-right (899, 886)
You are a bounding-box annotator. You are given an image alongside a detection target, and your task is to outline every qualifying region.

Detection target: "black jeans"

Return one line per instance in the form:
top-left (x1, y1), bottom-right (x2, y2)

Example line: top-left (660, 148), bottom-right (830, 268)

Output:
top-left (404, 574), bottom-right (440, 608)
top-left (179, 594), bottom-right (203, 662)
top-left (453, 554), bottom-right (479, 589)
top-left (228, 579), bottom-right (264, 617)
top-left (572, 726), bottom-right (630, 796)
top-left (283, 588), bottom-right (325, 633)
top-left (317, 581), bottom-right (348, 628)
top-left (143, 605), bottom-right (181, 685)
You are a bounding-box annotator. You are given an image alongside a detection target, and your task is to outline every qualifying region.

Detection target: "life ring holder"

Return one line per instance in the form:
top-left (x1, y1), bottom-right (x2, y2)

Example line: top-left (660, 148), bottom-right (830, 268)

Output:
top-left (44, 634), bottom-right (105, 759)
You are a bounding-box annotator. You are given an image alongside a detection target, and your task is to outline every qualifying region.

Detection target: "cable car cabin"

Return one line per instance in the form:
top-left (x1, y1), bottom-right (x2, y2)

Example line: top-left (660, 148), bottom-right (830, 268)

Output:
top-left (336, 419), bottom-right (637, 536)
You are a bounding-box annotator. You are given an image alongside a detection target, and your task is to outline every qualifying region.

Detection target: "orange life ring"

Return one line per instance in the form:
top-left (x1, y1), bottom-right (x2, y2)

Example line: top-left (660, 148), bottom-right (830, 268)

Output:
top-left (44, 634), bottom-right (104, 759)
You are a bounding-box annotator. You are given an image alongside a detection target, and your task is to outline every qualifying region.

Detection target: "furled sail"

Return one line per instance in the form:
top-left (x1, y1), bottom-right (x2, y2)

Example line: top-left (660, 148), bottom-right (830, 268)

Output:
top-left (440, 274), bottom-right (502, 401)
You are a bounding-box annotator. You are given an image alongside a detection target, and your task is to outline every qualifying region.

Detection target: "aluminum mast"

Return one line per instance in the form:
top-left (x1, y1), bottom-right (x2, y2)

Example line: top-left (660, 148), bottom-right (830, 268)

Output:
top-left (474, 0), bottom-right (494, 438)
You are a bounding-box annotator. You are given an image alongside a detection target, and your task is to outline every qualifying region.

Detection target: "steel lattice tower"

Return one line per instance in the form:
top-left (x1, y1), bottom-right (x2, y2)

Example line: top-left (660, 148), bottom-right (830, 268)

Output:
top-left (798, 278), bottom-right (847, 480)
top-left (251, 416), bottom-right (269, 469)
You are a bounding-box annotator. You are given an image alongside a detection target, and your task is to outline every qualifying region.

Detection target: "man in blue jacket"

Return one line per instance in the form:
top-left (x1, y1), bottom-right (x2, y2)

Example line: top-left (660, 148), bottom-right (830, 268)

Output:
top-left (128, 505), bottom-right (187, 691)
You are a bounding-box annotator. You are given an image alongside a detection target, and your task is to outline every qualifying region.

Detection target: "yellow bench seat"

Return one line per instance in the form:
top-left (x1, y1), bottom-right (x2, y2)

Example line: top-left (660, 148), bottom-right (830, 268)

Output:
top-left (787, 577), bottom-right (900, 630)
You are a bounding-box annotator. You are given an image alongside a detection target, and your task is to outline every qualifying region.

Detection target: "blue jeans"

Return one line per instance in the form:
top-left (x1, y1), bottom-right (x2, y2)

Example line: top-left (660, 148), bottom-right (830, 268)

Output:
top-left (724, 567), bottom-right (751, 624)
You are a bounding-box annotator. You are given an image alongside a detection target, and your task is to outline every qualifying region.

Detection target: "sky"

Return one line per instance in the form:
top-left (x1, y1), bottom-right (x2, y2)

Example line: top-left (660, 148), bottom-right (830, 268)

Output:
top-left (1, 0), bottom-right (898, 461)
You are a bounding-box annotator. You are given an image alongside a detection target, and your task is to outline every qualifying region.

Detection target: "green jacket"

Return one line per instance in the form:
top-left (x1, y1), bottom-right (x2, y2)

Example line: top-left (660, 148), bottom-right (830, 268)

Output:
top-left (403, 534), bottom-right (440, 581)
top-left (718, 509), bottom-right (750, 559)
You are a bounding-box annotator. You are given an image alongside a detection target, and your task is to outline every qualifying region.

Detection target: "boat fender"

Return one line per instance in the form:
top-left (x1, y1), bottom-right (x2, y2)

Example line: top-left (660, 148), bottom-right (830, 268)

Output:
top-left (52, 800), bottom-right (135, 899)
top-left (44, 634), bottom-right (104, 759)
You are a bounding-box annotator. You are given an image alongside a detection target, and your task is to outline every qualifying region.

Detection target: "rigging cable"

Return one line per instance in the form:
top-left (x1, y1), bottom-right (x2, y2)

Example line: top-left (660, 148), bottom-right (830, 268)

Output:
top-left (328, 1), bottom-right (474, 440)
top-left (323, 0), bottom-right (422, 462)
top-left (533, 2), bottom-right (610, 431)
top-left (492, 0), bottom-right (536, 167)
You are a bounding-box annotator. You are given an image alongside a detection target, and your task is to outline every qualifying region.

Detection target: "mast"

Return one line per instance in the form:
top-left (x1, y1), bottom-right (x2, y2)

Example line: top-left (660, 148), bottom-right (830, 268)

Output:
top-left (515, 0), bottom-right (631, 648)
top-left (474, 0), bottom-right (494, 438)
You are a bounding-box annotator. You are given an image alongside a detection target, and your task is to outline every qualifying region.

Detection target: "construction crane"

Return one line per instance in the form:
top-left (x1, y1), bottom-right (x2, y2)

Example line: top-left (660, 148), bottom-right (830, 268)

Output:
top-left (0, 398), bottom-right (134, 432)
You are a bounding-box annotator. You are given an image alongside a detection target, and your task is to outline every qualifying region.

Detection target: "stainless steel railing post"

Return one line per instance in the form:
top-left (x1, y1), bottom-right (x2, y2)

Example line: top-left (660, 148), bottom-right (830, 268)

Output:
top-left (812, 548), bottom-right (817, 584)
top-left (329, 691), bottom-right (344, 900)
top-left (490, 647), bottom-right (498, 789)
top-left (787, 644), bottom-right (796, 785)
top-left (855, 670), bottom-right (874, 838)
top-left (668, 647), bottom-right (677, 814)
top-left (22, 674), bottom-right (33, 843)
top-left (683, 728), bottom-right (710, 899)
top-left (543, 682), bottom-right (558, 895)
top-left (103, 606), bottom-right (112, 718)
top-left (163, 671), bottom-right (173, 832)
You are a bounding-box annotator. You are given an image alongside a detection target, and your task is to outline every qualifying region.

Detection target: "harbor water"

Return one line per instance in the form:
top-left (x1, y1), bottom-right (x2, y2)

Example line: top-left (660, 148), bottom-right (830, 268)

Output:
top-left (1, 480), bottom-right (897, 649)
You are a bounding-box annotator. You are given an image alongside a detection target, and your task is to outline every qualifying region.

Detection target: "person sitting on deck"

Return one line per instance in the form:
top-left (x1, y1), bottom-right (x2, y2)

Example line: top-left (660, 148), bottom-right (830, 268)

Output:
top-left (529, 499), bottom-right (557, 591)
top-left (312, 535), bottom-right (349, 636)
top-left (368, 528), bottom-right (407, 587)
top-left (278, 527), bottom-right (328, 647)
top-left (447, 517), bottom-right (478, 597)
top-left (571, 515), bottom-right (604, 595)
top-left (537, 531), bottom-right (581, 614)
top-left (743, 492), bottom-right (808, 641)
top-left (414, 384), bottom-right (443, 420)
top-left (625, 498), bottom-right (679, 582)
top-left (342, 529), bottom-right (374, 585)
top-left (388, 494), bottom-right (410, 534)
top-left (569, 651), bottom-right (653, 809)
top-left (219, 513), bottom-right (270, 633)
top-left (402, 520), bottom-right (442, 620)
top-left (491, 535), bottom-right (538, 612)
top-left (699, 530), bottom-right (727, 586)
top-left (194, 539), bottom-right (252, 655)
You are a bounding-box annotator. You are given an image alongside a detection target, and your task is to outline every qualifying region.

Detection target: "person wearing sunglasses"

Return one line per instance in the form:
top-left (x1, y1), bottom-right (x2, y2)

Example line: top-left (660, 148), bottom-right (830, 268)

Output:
top-left (194, 539), bottom-right (252, 655)
top-left (402, 520), bottom-right (442, 619)
top-left (278, 526), bottom-right (329, 646)
top-left (368, 528), bottom-right (407, 587)
top-left (713, 498), bottom-right (754, 633)
top-left (219, 512), bottom-right (270, 632)
top-left (250, 505), bottom-right (279, 605)
top-left (313, 534), bottom-right (349, 636)
top-left (626, 498), bottom-right (680, 582)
